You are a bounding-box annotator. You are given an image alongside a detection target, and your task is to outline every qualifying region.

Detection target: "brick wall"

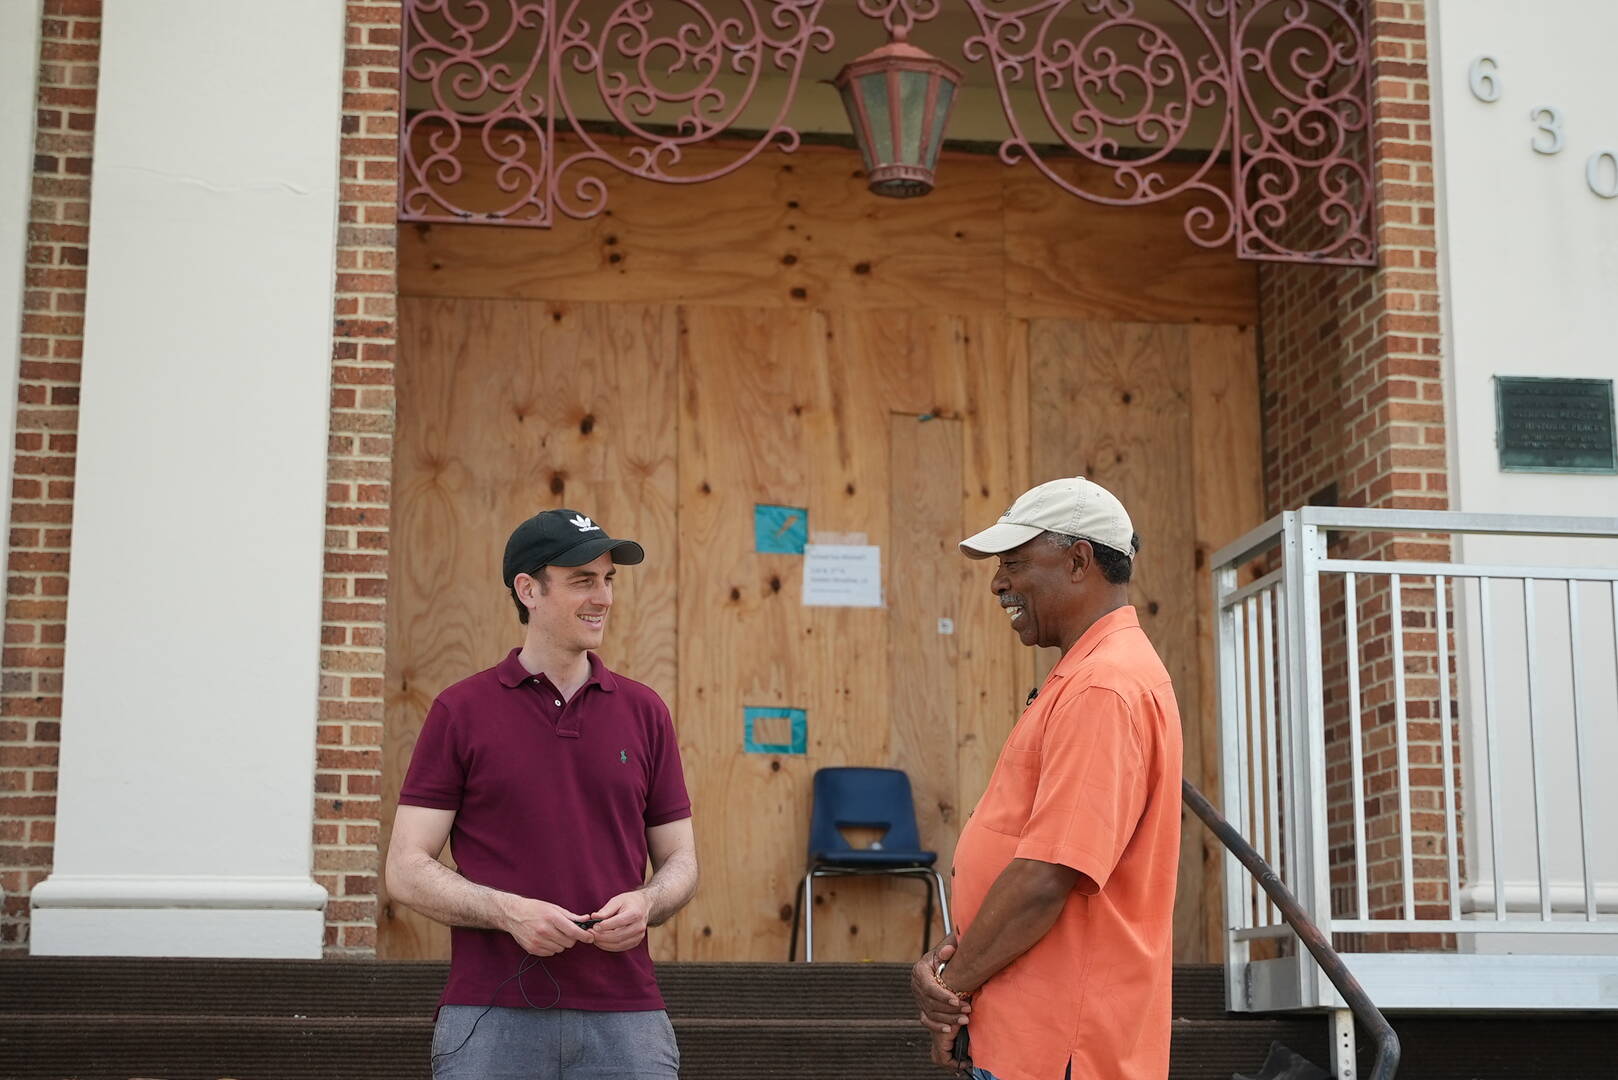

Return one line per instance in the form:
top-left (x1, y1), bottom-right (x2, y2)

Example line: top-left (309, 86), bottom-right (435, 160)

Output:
top-left (0, 0), bottom-right (99, 950)
top-left (1258, 0), bottom-right (1458, 945)
top-left (314, 0), bottom-right (401, 955)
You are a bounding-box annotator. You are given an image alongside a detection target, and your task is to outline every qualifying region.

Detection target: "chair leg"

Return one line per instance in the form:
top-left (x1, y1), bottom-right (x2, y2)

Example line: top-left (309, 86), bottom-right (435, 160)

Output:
top-left (802, 871), bottom-right (816, 963)
top-left (930, 868), bottom-right (954, 939)
top-left (788, 871), bottom-right (805, 962)
top-left (921, 875), bottom-right (935, 955)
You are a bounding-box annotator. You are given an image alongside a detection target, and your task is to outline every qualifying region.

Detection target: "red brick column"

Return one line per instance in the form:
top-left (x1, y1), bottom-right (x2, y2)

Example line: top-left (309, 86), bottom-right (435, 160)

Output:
top-left (314, 0), bottom-right (401, 955)
top-left (1259, 0), bottom-right (1455, 941)
top-left (0, 0), bottom-right (100, 950)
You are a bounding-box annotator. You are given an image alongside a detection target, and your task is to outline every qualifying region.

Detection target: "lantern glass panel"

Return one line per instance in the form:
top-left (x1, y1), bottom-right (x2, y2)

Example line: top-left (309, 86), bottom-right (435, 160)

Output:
top-left (924, 79), bottom-right (955, 169)
top-left (857, 72), bottom-right (894, 164)
top-left (838, 82), bottom-right (875, 171)
top-left (897, 70), bottom-right (928, 165)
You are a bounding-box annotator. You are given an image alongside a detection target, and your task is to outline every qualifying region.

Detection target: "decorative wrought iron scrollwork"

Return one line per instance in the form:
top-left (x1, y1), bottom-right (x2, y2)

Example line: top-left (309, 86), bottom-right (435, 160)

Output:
top-left (549, 1), bottom-right (835, 220)
top-left (962, 0), bottom-right (1237, 251)
top-left (856, 0), bottom-right (943, 37)
top-left (1231, 0), bottom-right (1375, 264)
top-left (401, 0), bottom-right (555, 224)
top-left (397, 0), bottom-right (1378, 265)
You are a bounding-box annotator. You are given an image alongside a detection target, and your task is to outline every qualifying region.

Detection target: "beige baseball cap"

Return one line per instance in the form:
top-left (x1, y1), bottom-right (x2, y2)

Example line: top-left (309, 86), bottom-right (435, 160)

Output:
top-left (960, 477), bottom-right (1135, 559)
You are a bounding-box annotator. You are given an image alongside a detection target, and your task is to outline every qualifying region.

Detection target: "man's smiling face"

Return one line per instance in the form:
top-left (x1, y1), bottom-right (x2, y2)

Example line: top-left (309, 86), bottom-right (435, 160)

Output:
top-left (990, 535), bottom-right (1082, 650)
top-left (521, 552), bottom-right (616, 651)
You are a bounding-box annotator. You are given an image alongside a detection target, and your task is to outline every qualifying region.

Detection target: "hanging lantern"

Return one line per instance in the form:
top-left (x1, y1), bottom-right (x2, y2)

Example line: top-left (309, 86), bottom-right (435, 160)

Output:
top-left (833, 30), bottom-right (961, 198)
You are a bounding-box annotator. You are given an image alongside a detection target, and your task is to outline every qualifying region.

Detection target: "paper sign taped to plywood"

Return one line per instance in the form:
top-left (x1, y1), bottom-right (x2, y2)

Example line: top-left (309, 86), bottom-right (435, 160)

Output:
top-left (801, 544), bottom-right (882, 607)
top-left (809, 531), bottom-right (868, 546)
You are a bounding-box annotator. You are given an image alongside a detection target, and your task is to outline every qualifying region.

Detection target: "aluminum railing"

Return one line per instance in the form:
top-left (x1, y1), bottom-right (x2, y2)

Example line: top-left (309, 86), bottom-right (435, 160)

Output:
top-left (1212, 507), bottom-right (1618, 1028)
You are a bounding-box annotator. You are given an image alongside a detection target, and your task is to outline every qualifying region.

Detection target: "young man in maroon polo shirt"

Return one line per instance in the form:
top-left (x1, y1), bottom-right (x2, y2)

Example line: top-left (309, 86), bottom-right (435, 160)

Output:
top-left (387, 508), bottom-right (698, 1080)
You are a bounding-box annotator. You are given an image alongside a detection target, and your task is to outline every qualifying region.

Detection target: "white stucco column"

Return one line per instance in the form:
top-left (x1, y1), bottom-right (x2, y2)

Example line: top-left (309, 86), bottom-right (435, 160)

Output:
top-left (1430, 0), bottom-right (1618, 953)
top-left (29, 0), bottom-right (346, 958)
top-left (0, 1), bottom-right (43, 542)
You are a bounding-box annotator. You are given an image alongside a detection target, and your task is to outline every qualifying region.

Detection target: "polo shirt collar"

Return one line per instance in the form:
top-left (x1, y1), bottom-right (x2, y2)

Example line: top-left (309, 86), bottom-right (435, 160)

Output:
top-left (1051, 605), bottom-right (1140, 678)
top-left (495, 647), bottom-right (618, 692)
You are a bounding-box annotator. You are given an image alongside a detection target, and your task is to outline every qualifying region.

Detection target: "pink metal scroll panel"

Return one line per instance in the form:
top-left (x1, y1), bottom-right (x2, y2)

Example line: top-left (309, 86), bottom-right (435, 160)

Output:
top-left (1229, 0), bottom-right (1375, 264)
top-left (398, 0), bottom-right (1378, 266)
top-left (962, 0), bottom-right (1376, 265)
top-left (400, 0), bottom-right (837, 226)
top-left (961, 0), bottom-right (1239, 253)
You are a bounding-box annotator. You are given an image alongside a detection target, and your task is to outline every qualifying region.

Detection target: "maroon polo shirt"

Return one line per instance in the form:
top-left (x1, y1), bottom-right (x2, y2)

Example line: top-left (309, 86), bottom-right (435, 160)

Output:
top-left (399, 648), bottom-right (691, 1012)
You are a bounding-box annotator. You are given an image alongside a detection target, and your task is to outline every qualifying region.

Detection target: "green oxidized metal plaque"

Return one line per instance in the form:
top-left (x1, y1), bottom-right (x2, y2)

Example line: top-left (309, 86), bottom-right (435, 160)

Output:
top-left (1494, 376), bottom-right (1617, 474)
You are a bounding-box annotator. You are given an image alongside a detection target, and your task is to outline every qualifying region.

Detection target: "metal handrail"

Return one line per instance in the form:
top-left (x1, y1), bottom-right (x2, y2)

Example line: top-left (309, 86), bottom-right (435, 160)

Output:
top-left (1183, 779), bottom-right (1401, 1080)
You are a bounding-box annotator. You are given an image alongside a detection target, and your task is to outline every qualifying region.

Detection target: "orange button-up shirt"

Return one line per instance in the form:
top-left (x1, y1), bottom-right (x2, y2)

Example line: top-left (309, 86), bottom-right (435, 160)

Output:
top-left (952, 605), bottom-right (1183, 1080)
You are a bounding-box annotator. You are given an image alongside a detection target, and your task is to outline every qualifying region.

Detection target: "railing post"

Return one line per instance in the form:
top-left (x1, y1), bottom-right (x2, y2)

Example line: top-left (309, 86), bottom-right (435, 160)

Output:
top-left (1286, 511), bottom-right (1334, 1007)
top-left (1330, 1007), bottom-right (1359, 1080)
top-left (1215, 547), bottom-right (1247, 1010)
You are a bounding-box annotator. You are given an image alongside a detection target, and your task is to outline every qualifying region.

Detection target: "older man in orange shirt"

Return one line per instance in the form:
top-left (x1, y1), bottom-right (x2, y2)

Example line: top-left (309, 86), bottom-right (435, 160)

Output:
top-left (911, 477), bottom-right (1183, 1080)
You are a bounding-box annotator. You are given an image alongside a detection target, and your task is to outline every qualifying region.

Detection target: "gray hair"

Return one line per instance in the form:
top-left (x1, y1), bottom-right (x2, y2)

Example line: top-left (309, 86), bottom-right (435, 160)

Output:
top-left (1043, 530), bottom-right (1138, 585)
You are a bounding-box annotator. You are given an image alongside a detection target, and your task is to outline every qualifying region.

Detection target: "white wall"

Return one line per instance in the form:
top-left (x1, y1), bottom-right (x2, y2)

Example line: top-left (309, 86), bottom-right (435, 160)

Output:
top-left (0, 2), bottom-right (44, 551)
top-left (1431, 0), bottom-right (1618, 949)
top-left (29, 0), bottom-right (347, 957)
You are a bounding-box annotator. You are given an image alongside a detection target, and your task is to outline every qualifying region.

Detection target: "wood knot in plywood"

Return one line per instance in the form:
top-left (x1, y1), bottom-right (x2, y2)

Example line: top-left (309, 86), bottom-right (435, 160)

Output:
top-left (781, 253), bottom-right (798, 266)
top-left (1147, 601), bottom-right (1160, 616)
top-left (789, 287), bottom-right (808, 300)
top-left (778, 904), bottom-right (793, 921)
top-left (550, 473), bottom-right (566, 495)
top-left (768, 575), bottom-right (781, 593)
top-left (578, 413), bottom-right (595, 435)
top-left (853, 261), bottom-right (871, 275)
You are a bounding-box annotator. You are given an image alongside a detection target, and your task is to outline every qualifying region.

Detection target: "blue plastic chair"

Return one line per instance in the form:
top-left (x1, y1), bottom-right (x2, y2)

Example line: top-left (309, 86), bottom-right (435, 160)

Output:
top-left (789, 766), bottom-right (953, 961)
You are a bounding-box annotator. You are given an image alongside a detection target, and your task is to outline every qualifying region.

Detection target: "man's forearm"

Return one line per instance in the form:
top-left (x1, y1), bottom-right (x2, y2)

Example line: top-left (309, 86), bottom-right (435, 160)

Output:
top-left (943, 859), bottom-right (1077, 993)
top-left (640, 846), bottom-right (698, 926)
top-left (388, 850), bottom-right (518, 933)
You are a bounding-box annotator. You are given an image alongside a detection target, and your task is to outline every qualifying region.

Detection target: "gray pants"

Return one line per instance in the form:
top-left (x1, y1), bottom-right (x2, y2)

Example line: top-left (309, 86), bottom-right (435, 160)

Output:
top-left (432, 1005), bottom-right (680, 1080)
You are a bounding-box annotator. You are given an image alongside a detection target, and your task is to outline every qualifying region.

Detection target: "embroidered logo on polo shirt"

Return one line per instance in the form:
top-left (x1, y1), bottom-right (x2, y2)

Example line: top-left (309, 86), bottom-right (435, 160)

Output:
top-left (619, 749), bottom-right (629, 764)
top-left (569, 514), bottom-right (600, 532)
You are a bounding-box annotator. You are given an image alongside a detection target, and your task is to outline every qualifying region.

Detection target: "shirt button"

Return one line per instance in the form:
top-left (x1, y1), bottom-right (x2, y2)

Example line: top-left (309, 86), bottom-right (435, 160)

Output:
top-left (554, 699), bottom-right (562, 707)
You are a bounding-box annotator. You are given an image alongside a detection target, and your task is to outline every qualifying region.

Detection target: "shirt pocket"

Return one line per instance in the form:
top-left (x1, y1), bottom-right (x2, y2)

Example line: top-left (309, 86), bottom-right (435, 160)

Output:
top-left (975, 744), bottom-right (1040, 836)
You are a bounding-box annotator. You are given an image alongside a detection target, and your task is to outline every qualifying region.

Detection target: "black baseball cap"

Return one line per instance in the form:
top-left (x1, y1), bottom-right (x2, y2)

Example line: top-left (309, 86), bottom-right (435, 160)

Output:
top-left (502, 509), bottom-right (645, 587)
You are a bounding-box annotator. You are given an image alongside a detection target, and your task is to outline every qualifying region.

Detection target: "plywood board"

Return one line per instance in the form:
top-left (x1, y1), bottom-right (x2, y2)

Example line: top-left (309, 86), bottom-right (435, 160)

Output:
top-left (1187, 323), bottom-right (1266, 962)
top-left (889, 413), bottom-right (963, 937)
top-left (1029, 320), bottom-right (1205, 961)
top-left (399, 137), bottom-right (1257, 327)
top-left (401, 140), bottom-right (1007, 317)
top-left (1005, 161), bottom-right (1259, 326)
top-left (953, 317), bottom-right (1036, 817)
top-left (674, 305), bottom-right (852, 961)
top-left (380, 297), bottom-right (678, 961)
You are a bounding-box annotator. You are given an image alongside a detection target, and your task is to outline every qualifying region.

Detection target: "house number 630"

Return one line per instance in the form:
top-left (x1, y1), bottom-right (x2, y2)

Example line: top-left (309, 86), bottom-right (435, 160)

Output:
top-left (1469, 55), bottom-right (1618, 198)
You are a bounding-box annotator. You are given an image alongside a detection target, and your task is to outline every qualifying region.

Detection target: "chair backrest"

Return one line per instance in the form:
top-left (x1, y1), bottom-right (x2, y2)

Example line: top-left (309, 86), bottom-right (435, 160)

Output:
top-left (807, 766), bottom-right (925, 858)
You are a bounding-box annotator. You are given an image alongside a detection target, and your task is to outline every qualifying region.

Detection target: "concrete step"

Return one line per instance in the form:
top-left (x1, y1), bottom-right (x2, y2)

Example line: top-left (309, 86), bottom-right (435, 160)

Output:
top-left (0, 958), bottom-right (1230, 1021)
top-left (0, 1012), bottom-right (1320, 1080)
top-left (2, 959), bottom-right (1612, 1079)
